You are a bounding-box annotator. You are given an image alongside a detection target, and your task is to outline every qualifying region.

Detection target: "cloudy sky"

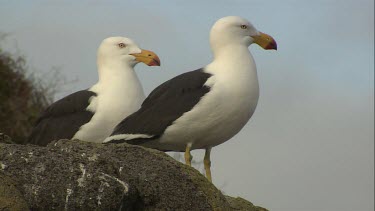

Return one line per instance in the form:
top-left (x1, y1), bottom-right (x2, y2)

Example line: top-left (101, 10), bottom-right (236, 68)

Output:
top-left (1, 1), bottom-right (374, 210)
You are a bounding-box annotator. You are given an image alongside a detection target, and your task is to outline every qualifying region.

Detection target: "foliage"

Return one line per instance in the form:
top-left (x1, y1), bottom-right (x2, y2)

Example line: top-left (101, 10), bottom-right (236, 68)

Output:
top-left (0, 45), bottom-right (53, 143)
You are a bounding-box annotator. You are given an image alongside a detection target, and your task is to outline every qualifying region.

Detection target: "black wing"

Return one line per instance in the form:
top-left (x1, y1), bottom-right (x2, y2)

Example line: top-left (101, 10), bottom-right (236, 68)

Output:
top-left (109, 68), bottom-right (212, 144)
top-left (27, 90), bottom-right (96, 146)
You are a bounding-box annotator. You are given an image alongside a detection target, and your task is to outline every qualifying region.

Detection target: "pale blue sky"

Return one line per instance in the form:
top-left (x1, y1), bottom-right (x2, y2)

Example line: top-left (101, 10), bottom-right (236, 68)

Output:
top-left (1, 1), bottom-right (374, 210)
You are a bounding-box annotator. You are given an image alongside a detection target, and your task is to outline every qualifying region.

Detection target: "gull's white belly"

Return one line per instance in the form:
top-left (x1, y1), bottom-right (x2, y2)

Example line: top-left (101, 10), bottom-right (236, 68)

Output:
top-left (74, 79), bottom-right (145, 143)
top-left (144, 75), bottom-right (259, 151)
top-left (141, 47), bottom-right (260, 151)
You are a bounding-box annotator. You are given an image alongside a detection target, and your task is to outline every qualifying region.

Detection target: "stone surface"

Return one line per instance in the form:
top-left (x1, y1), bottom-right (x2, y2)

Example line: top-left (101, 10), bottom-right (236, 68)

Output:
top-left (0, 140), bottom-right (267, 210)
top-left (0, 133), bottom-right (13, 144)
top-left (226, 196), bottom-right (268, 211)
top-left (0, 172), bottom-right (29, 211)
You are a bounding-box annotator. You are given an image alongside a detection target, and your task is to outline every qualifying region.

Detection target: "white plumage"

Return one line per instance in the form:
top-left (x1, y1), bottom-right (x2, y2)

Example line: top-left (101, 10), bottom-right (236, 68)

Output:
top-left (75, 37), bottom-right (160, 143)
top-left (28, 37), bottom-right (160, 146)
top-left (105, 17), bottom-right (277, 182)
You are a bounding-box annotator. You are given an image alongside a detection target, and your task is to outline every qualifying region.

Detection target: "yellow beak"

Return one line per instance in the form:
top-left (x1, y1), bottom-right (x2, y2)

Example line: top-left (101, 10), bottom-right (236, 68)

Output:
top-left (252, 32), bottom-right (277, 50)
top-left (130, 49), bottom-right (161, 66)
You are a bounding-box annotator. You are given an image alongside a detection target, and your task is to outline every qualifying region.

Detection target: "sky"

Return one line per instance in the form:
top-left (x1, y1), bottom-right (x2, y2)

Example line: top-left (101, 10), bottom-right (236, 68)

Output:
top-left (1, 1), bottom-right (374, 210)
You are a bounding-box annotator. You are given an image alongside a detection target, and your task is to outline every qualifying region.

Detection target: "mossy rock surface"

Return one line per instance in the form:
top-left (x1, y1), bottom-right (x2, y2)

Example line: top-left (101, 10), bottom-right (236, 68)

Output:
top-left (226, 196), bottom-right (268, 211)
top-left (0, 140), bottom-right (266, 210)
top-left (0, 173), bottom-right (29, 211)
top-left (0, 133), bottom-right (13, 144)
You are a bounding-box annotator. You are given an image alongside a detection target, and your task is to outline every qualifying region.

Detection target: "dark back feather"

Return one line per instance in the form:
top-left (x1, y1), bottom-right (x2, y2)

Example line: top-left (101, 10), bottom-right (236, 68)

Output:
top-left (110, 68), bottom-right (211, 144)
top-left (27, 90), bottom-right (96, 146)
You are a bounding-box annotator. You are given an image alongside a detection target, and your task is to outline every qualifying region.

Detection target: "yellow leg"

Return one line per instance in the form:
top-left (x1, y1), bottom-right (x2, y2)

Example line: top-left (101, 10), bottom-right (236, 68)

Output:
top-left (184, 143), bottom-right (193, 167)
top-left (204, 147), bottom-right (212, 182)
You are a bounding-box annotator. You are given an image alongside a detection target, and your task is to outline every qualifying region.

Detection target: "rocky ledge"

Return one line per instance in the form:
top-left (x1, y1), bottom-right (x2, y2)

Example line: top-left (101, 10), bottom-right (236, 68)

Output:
top-left (0, 138), bottom-right (267, 210)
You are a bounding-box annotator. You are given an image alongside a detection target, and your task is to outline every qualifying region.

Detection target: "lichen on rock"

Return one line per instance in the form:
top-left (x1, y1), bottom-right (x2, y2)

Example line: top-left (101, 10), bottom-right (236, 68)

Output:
top-left (0, 139), bottom-right (267, 210)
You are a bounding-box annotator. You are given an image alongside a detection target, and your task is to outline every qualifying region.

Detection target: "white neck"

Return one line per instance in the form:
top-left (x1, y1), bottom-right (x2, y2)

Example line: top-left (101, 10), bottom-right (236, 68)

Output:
top-left (79, 60), bottom-right (145, 143)
top-left (205, 44), bottom-right (259, 102)
top-left (208, 44), bottom-right (257, 77)
top-left (90, 58), bottom-right (145, 105)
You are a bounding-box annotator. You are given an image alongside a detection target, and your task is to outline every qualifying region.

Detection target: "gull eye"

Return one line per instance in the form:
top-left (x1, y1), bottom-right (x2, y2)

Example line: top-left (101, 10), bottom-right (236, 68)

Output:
top-left (240, 25), bottom-right (248, 29)
top-left (118, 43), bottom-right (126, 48)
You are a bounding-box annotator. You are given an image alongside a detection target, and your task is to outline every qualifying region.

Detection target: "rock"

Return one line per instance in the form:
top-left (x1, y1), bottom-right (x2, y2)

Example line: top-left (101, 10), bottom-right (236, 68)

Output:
top-left (0, 133), bottom-right (13, 144)
top-left (0, 172), bottom-right (29, 211)
top-left (0, 140), bottom-right (267, 210)
top-left (226, 196), bottom-right (268, 211)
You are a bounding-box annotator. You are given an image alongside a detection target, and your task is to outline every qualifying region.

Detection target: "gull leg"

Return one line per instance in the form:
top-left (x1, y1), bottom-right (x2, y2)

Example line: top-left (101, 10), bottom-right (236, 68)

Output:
top-left (204, 147), bottom-right (212, 182)
top-left (184, 143), bottom-right (193, 167)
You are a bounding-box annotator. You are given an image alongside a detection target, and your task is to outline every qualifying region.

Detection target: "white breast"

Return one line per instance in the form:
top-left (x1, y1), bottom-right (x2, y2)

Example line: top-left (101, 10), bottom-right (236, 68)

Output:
top-left (154, 46), bottom-right (259, 151)
top-left (73, 68), bottom-right (145, 143)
